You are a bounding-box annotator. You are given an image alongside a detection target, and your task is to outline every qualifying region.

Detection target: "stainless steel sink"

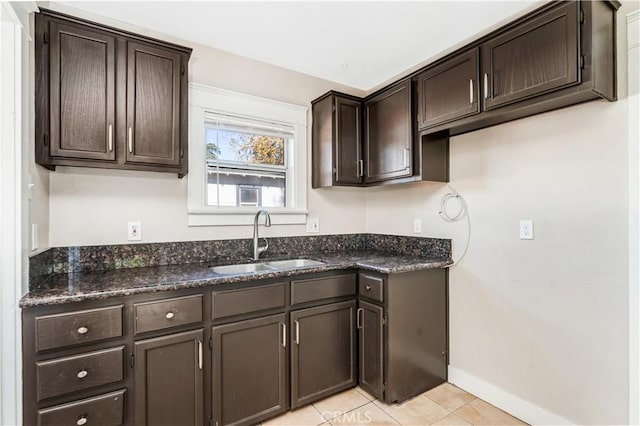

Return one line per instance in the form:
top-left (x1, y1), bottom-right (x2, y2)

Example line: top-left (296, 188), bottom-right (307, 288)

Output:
top-left (211, 263), bottom-right (277, 274)
top-left (211, 258), bottom-right (325, 274)
top-left (265, 259), bottom-right (325, 269)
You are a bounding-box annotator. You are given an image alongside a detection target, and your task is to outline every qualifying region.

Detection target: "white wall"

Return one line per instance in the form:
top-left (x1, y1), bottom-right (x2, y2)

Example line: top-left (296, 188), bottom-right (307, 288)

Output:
top-left (45, 4), bottom-right (367, 247)
top-left (366, 2), bottom-right (638, 423)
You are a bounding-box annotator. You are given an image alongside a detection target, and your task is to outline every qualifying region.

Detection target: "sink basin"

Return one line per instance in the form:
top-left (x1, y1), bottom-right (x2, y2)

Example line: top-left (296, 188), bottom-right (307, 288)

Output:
top-left (265, 259), bottom-right (325, 269)
top-left (211, 263), bottom-right (277, 274)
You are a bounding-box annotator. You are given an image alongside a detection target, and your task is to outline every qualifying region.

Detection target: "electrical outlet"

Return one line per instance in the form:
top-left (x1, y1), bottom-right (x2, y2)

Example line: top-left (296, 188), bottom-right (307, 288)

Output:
top-left (413, 219), bottom-right (422, 233)
top-left (128, 221), bottom-right (142, 241)
top-left (520, 220), bottom-right (533, 240)
top-left (306, 218), bottom-right (319, 233)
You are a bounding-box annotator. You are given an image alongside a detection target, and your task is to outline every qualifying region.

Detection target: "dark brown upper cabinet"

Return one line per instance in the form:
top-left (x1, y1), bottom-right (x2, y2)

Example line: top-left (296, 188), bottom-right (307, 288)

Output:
top-left (481, 2), bottom-right (579, 110)
top-left (420, 0), bottom-right (619, 136)
top-left (126, 41), bottom-right (183, 167)
top-left (35, 9), bottom-right (191, 177)
top-left (416, 49), bottom-right (480, 131)
top-left (364, 80), bottom-right (413, 183)
top-left (312, 92), bottom-right (363, 188)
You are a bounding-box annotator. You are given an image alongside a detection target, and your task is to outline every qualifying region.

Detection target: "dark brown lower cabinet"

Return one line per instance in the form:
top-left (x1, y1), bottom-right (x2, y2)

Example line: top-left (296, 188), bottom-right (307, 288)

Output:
top-left (212, 313), bottom-right (287, 426)
top-left (358, 269), bottom-right (448, 404)
top-left (134, 329), bottom-right (204, 426)
top-left (290, 300), bottom-right (357, 409)
top-left (358, 300), bottom-right (384, 400)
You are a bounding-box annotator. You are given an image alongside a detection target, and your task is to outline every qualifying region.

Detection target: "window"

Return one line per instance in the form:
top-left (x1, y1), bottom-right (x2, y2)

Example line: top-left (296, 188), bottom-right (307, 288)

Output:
top-left (205, 113), bottom-right (290, 208)
top-left (188, 83), bottom-right (308, 226)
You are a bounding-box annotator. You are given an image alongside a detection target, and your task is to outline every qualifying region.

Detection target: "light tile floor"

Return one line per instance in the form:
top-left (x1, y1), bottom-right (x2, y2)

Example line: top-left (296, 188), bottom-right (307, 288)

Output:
top-left (262, 383), bottom-right (528, 426)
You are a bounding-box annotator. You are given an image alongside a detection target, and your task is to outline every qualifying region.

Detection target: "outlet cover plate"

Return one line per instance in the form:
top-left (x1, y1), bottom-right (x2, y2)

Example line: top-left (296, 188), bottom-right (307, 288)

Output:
top-left (520, 220), bottom-right (533, 240)
top-left (306, 218), bottom-right (319, 233)
top-left (128, 221), bottom-right (142, 241)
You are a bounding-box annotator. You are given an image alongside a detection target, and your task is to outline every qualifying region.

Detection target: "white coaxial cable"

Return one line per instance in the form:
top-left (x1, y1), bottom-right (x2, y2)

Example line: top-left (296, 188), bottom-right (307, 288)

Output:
top-left (438, 185), bottom-right (470, 267)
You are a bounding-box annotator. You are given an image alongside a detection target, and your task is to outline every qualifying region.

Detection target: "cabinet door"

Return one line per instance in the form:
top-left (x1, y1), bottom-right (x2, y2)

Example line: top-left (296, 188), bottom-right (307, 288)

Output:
top-left (48, 20), bottom-right (116, 161)
top-left (126, 41), bottom-right (182, 166)
top-left (212, 314), bottom-right (287, 426)
top-left (134, 329), bottom-right (204, 426)
top-left (482, 2), bottom-right (579, 110)
top-left (417, 49), bottom-right (480, 130)
top-left (358, 300), bottom-right (384, 400)
top-left (290, 300), bottom-right (356, 409)
top-left (335, 97), bottom-right (363, 185)
top-left (365, 80), bottom-right (413, 182)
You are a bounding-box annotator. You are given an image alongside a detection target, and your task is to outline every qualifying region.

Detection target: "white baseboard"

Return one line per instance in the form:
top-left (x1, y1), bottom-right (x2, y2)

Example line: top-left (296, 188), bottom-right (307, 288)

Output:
top-left (448, 366), bottom-right (573, 425)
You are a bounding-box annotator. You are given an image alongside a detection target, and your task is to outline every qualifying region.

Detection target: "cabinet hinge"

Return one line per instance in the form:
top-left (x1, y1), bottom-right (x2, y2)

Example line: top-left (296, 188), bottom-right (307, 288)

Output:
top-left (43, 31), bottom-right (49, 44)
top-left (208, 337), bottom-right (213, 350)
top-left (130, 353), bottom-right (135, 368)
top-left (580, 10), bottom-right (585, 24)
top-left (43, 133), bottom-right (49, 146)
top-left (382, 317), bottom-right (387, 326)
top-left (180, 148), bottom-right (184, 158)
top-left (332, 105), bottom-right (336, 112)
top-left (180, 65), bottom-right (185, 75)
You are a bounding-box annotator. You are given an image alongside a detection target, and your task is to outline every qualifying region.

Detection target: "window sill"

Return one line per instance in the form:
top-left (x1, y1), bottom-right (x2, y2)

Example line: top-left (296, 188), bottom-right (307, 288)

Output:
top-left (188, 209), bottom-right (308, 226)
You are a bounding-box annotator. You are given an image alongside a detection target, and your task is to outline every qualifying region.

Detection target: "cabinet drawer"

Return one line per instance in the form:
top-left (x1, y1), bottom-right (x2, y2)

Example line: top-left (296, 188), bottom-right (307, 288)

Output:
top-left (359, 273), bottom-right (384, 303)
top-left (134, 294), bottom-right (203, 334)
top-left (36, 346), bottom-right (125, 401)
top-left (212, 282), bottom-right (286, 320)
top-left (37, 389), bottom-right (126, 426)
top-left (35, 305), bottom-right (123, 352)
top-left (291, 274), bottom-right (356, 305)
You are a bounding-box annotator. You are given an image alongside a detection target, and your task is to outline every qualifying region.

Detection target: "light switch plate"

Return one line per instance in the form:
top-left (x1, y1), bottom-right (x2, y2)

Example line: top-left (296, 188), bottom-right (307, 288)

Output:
top-left (413, 219), bottom-right (422, 233)
top-left (520, 220), bottom-right (533, 240)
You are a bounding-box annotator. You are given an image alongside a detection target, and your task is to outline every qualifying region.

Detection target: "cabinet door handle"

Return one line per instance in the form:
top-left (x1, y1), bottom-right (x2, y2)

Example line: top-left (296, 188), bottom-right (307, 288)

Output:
top-left (77, 326), bottom-right (88, 335)
top-left (77, 370), bottom-right (88, 379)
top-left (107, 124), bottom-right (113, 152)
top-left (357, 308), bottom-right (364, 329)
top-left (365, 285), bottom-right (371, 291)
top-left (484, 73), bottom-right (489, 99)
top-left (469, 79), bottom-right (474, 104)
top-left (294, 320), bottom-right (300, 345)
top-left (357, 159), bottom-right (364, 178)
top-left (404, 147), bottom-right (411, 169)
top-left (197, 340), bottom-right (203, 370)
top-left (280, 322), bottom-right (286, 348)
top-left (128, 127), bottom-right (133, 153)
top-left (76, 416), bottom-right (87, 426)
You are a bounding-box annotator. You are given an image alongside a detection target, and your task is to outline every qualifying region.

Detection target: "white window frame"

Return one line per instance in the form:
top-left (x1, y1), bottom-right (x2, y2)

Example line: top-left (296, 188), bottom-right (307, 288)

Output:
top-left (188, 83), bottom-right (308, 226)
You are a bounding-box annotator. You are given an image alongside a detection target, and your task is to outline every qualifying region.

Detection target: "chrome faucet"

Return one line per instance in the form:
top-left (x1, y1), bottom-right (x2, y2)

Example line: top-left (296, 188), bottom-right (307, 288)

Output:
top-left (253, 209), bottom-right (271, 260)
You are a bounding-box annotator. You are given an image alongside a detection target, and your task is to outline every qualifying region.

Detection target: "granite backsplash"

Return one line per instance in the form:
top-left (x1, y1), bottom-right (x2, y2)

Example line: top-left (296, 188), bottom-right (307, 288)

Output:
top-left (29, 233), bottom-right (451, 290)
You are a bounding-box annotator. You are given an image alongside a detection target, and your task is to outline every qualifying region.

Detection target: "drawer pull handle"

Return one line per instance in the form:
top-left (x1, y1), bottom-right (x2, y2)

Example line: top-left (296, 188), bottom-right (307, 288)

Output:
top-left (365, 285), bottom-right (371, 291)
top-left (165, 312), bottom-right (175, 319)
top-left (77, 326), bottom-right (88, 334)
top-left (77, 370), bottom-right (88, 379)
top-left (77, 417), bottom-right (87, 426)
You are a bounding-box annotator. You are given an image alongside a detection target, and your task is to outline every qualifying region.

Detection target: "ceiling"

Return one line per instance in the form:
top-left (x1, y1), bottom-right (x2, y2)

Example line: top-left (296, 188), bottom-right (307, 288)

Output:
top-left (54, 1), bottom-right (542, 91)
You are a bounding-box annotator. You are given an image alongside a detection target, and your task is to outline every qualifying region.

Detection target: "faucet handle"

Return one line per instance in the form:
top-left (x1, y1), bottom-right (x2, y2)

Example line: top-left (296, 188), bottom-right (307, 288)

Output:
top-left (261, 237), bottom-right (269, 252)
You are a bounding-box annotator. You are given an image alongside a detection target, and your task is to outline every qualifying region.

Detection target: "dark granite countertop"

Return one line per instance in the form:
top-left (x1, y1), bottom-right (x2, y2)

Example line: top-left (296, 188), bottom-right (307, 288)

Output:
top-left (20, 251), bottom-right (452, 308)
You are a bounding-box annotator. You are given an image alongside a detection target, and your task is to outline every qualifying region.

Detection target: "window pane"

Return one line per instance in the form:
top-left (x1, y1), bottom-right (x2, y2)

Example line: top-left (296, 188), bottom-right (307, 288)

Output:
top-left (206, 128), bottom-right (285, 166)
top-left (206, 169), bottom-right (285, 208)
